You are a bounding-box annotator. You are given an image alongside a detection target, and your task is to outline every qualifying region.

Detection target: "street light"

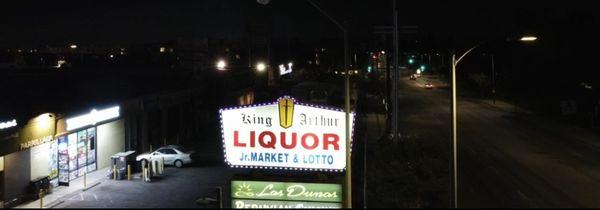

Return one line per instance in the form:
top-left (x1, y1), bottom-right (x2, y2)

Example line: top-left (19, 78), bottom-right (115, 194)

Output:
top-left (450, 35), bottom-right (537, 208)
top-left (258, 0), bottom-right (352, 208)
top-left (520, 36), bottom-right (538, 42)
top-left (216, 60), bottom-right (227, 71)
top-left (256, 62), bottom-right (267, 72)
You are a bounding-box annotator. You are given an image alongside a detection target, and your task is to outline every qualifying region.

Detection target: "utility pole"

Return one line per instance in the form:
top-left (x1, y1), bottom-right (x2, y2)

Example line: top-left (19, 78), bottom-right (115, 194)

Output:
top-left (491, 54), bottom-right (496, 105)
top-left (343, 21), bottom-right (352, 209)
top-left (392, 0), bottom-right (399, 143)
top-left (372, 25), bottom-right (393, 127)
top-left (261, 0), bottom-right (353, 207)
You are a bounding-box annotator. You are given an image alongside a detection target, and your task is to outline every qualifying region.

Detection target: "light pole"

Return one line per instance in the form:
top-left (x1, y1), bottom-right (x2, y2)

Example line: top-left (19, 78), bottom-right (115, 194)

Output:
top-left (392, 0), bottom-right (399, 144)
top-left (491, 54), bottom-right (495, 105)
top-left (450, 36), bottom-right (536, 208)
top-left (258, 0), bottom-right (352, 208)
top-left (304, 1), bottom-right (351, 208)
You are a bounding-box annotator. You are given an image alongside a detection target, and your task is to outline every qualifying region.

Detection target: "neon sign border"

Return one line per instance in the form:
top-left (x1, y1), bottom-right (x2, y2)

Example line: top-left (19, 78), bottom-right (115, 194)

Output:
top-left (218, 96), bottom-right (356, 172)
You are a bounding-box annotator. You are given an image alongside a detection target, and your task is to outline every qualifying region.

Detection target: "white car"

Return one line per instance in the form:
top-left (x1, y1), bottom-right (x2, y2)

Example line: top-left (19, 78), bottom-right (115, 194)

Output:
top-left (136, 145), bottom-right (194, 168)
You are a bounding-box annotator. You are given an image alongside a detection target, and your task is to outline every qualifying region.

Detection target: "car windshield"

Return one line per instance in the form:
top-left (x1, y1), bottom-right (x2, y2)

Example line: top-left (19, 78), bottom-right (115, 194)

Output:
top-left (172, 146), bottom-right (190, 153)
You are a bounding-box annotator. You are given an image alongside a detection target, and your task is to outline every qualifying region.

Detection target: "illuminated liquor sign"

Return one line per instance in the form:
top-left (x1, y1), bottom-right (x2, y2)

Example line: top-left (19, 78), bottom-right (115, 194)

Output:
top-left (231, 180), bottom-right (342, 203)
top-left (219, 96), bottom-right (354, 171)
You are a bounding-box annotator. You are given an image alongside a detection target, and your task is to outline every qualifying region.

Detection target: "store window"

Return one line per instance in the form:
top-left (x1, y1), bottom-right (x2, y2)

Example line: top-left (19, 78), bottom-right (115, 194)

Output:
top-left (57, 127), bottom-right (97, 186)
top-left (165, 149), bottom-right (177, 154)
top-left (158, 149), bottom-right (176, 154)
top-left (58, 136), bottom-right (69, 184)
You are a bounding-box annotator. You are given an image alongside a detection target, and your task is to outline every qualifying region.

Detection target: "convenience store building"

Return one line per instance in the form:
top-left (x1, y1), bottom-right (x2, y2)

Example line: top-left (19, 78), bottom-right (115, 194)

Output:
top-left (0, 106), bottom-right (125, 207)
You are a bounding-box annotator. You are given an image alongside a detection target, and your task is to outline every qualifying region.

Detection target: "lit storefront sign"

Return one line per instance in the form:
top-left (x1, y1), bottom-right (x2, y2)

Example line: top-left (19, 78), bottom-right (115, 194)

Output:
top-left (231, 180), bottom-right (342, 209)
top-left (219, 96), bottom-right (354, 171)
top-left (0, 119), bottom-right (17, 130)
top-left (66, 106), bottom-right (120, 131)
top-left (279, 63), bottom-right (292, 76)
top-left (18, 113), bottom-right (56, 151)
top-left (20, 135), bottom-right (53, 150)
top-left (232, 199), bottom-right (341, 209)
top-left (231, 180), bottom-right (342, 202)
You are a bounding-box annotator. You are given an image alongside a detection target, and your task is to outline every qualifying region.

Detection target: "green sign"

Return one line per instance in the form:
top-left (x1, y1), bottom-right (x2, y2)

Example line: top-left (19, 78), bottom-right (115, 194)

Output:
top-left (232, 199), bottom-right (342, 209)
top-left (231, 180), bottom-right (342, 203)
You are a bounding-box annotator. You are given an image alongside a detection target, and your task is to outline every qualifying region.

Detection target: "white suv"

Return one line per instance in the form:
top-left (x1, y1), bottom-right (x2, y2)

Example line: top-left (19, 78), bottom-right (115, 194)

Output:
top-left (136, 145), bottom-right (194, 168)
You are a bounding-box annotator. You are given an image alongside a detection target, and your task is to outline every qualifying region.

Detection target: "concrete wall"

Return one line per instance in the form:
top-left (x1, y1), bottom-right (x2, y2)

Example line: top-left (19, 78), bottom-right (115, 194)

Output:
top-left (97, 119), bottom-right (125, 170)
top-left (3, 150), bottom-right (30, 203)
top-left (29, 141), bottom-right (52, 181)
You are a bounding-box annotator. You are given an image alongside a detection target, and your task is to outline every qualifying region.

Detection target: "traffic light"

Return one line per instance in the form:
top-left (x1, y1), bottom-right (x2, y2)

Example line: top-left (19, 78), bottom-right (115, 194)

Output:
top-left (408, 58), bottom-right (414, 64)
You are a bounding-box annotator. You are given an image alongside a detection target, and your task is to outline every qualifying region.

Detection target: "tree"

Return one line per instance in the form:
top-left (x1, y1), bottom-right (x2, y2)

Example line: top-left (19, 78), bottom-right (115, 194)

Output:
top-left (469, 72), bottom-right (490, 97)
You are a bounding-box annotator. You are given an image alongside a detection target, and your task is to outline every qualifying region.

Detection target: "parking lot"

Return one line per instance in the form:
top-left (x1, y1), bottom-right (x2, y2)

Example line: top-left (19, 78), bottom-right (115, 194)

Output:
top-left (53, 164), bottom-right (251, 208)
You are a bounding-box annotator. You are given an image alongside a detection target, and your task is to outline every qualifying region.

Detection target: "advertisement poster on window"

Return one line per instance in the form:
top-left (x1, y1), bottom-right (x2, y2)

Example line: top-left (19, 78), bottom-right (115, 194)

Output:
top-left (68, 133), bottom-right (78, 181)
top-left (77, 130), bottom-right (87, 177)
top-left (58, 136), bottom-right (69, 185)
top-left (49, 140), bottom-right (58, 179)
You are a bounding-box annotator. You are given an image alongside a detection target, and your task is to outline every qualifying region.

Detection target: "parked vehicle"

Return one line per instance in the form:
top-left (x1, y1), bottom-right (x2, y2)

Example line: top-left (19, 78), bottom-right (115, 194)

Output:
top-left (136, 145), bottom-right (194, 168)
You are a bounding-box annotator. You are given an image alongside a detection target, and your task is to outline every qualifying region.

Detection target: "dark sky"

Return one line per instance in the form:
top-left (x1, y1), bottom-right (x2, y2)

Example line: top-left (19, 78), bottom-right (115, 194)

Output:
top-left (1, 1), bottom-right (599, 47)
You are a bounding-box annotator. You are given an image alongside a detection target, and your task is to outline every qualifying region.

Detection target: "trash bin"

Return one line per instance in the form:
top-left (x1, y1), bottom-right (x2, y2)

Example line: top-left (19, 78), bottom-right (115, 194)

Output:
top-left (108, 151), bottom-right (136, 180)
top-left (28, 176), bottom-right (50, 199)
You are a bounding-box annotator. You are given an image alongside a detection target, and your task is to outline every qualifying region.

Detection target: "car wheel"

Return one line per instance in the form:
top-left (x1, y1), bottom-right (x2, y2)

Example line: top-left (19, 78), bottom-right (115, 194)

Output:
top-left (175, 160), bottom-right (183, 168)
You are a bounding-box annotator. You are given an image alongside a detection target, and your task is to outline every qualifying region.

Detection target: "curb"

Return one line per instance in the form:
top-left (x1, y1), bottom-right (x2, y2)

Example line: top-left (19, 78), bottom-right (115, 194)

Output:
top-left (82, 181), bottom-right (102, 191)
top-left (44, 181), bottom-right (102, 208)
top-left (480, 100), bottom-right (535, 115)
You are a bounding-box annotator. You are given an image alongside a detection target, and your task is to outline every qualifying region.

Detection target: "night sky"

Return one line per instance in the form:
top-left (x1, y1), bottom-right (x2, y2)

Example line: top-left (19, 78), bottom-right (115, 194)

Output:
top-left (2, 1), bottom-right (598, 48)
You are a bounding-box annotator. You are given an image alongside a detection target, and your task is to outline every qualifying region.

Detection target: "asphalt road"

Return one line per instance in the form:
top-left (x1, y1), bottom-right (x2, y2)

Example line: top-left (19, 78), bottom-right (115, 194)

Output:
top-left (402, 75), bottom-right (600, 208)
top-left (53, 165), bottom-right (251, 208)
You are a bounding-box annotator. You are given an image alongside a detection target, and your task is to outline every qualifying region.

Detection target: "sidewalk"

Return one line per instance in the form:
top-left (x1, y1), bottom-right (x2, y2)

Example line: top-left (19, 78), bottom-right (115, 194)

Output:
top-left (364, 113), bottom-right (386, 142)
top-left (15, 167), bottom-right (110, 209)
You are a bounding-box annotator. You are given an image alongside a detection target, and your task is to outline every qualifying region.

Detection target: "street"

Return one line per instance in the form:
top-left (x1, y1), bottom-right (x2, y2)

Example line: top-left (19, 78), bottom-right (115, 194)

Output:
top-left (37, 74), bottom-right (600, 209)
top-left (400, 74), bottom-right (600, 208)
